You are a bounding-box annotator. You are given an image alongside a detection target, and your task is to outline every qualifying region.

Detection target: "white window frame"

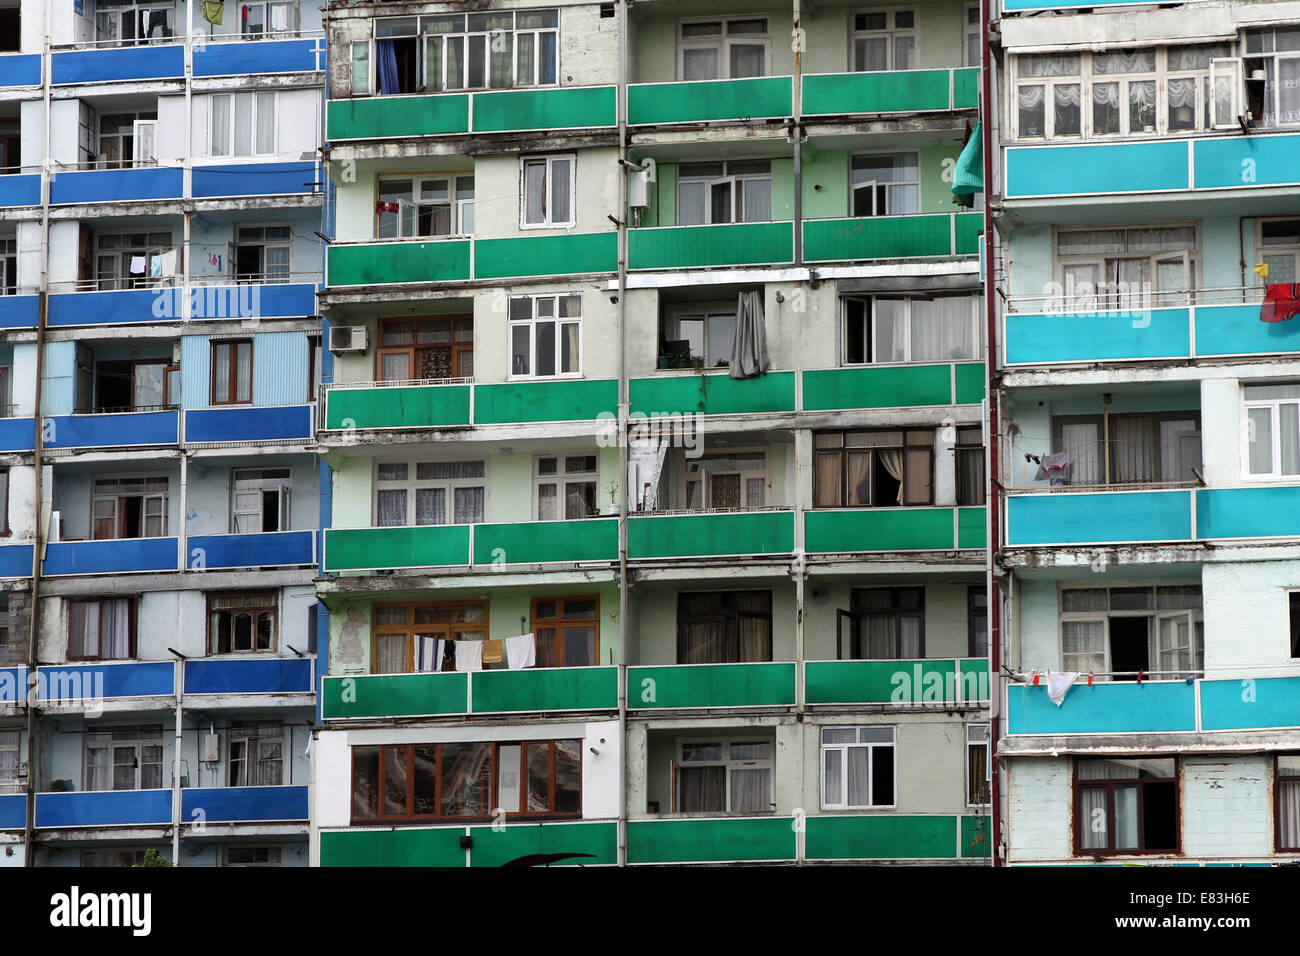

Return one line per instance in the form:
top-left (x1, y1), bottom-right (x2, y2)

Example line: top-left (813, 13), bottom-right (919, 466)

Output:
top-left (225, 846), bottom-right (284, 866)
top-left (676, 15), bottom-right (772, 81)
top-left (1244, 29), bottom-right (1300, 129)
top-left (233, 223), bottom-right (293, 284)
top-left (965, 723), bottom-right (989, 808)
top-left (819, 725), bottom-right (896, 810)
top-left (675, 736), bottom-right (775, 814)
top-left (1052, 224), bottom-right (1199, 313)
top-left (681, 450), bottom-right (769, 511)
top-left (231, 467), bottom-right (292, 534)
top-left (1058, 585), bottom-right (1204, 680)
top-left (383, 10), bottom-right (560, 95)
top-left (210, 92), bottom-right (277, 159)
top-left (508, 292), bottom-right (583, 379)
top-left (0, 237), bottom-right (16, 296)
top-left (534, 453), bottom-right (600, 520)
top-left (849, 7), bottom-right (919, 73)
top-left (376, 174), bottom-right (475, 240)
top-left (373, 459), bottom-right (488, 527)
top-left (1254, 218), bottom-right (1300, 290)
top-left (0, 730), bottom-right (20, 793)
top-left (228, 721), bottom-right (285, 787)
top-left (91, 475), bottom-right (169, 540)
top-left (676, 160), bottom-right (773, 226)
top-left (94, 230), bottom-right (173, 291)
top-left (850, 150), bottom-right (920, 217)
top-left (240, 0), bottom-right (297, 38)
top-left (83, 724), bottom-right (165, 792)
top-left (1242, 384), bottom-right (1300, 480)
top-left (519, 154), bottom-right (576, 229)
top-left (840, 294), bottom-right (982, 365)
top-left (963, 4), bottom-right (980, 69)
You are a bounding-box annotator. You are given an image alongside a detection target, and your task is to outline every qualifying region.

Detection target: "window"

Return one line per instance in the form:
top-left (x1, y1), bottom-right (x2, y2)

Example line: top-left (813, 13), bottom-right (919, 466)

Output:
top-left (94, 231), bottom-right (173, 291)
top-left (1052, 411), bottom-right (1201, 486)
top-left (89, 359), bottom-right (169, 413)
top-left (851, 152), bottom-right (919, 216)
top-left (663, 307), bottom-right (736, 369)
top-left (1257, 220), bottom-right (1300, 287)
top-left (0, 366), bottom-right (10, 417)
top-left (532, 596), bottom-right (598, 667)
top-left (309, 333), bottom-right (323, 401)
top-left (94, 0), bottom-right (174, 44)
top-left (208, 591), bottom-right (277, 654)
top-left (535, 454), bottom-right (598, 519)
top-left (1245, 28), bottom-right (1300, 128)
top-left (82, 850), bottom-right (150, 867)
top-left (84, 725), bottom-right (164, 791)
top-left (69, 598), bottom-right (135, 660)
top-left (0, 237), bottom-right (16, 295)
top-left (509, 293), bottom-right (581, 377)
top-left (1054, 225), bottom-right (1196, 311)
top-left (678, 17), bottom-right (769, 80)
top-left (0, 730), bottom-right (19, 793)
top-left (1075, 757), bottom-right (1178, 854)
top-left (1289, 592), bottom-right (1300, 658)
top-left (211, 92), bottom-right (276, 158)
top-left (677, 738), bottom-right (773, 813)
top-left (375, 461), bottom-right (486, 528)
top-left (231, 468), bottom-right (291, 533)
top-left (1015, 54), bottom-right (1081, 138)
top-left (1244, 383), bottom-right (1300, 478)
top-left (840, 295), bottom-right (980, 364)
top-left (0, 469), bottom-right (8, 534)
top-left (837, 587), bottom-right (923, 660)
top-left (92, 477), bottom-right (168, 540)
top-left (351, 738), bottom-right (580, 822)
top-left (963, 5), bottom-right (980, 68)
top-left (97, 112), bottom-right (156, 169)
top-left (956, 426), bottom-right (986, 506)
top-left (851, 9), bottom-right (915, 72)
top-left (968, 587), bottom-right (988, 657)
top-left (241, 0), bottom-right (295, 38)
top-left (677, 160), bottom-right (772, 225)
top-left (966, 724), bottom-right (990, 806)
top-left (1060, 585), bottom-right (1203, 681)
top-left (683, 451), bottom-right (767, 510)
top-left (377, 176), bottom-right (474, 239)
top-left (228, 721), bottom-right (284, 787)
top-left (520, 155), bottom-right (575, 228)
top-left (233, 225), bottom-right (291, 284)
top-left (0, 596), bottom-right (11, 663)
top-left (1277, 755), bottom-right (1300, 851)
top-left (211, 339), bottom-right (253, 405)
top-left (820, 726), bottom-right (894, 809)
top-left (377, 317), bottom-right (474, 382)
top-left (226, 846), bottom-right (283, 866)
top-left (372, 602), bottom-right (488, 674)
top-left (814, 429), bottom-right (934, 508)
top-left (677, 591), bottom-right (772, 664)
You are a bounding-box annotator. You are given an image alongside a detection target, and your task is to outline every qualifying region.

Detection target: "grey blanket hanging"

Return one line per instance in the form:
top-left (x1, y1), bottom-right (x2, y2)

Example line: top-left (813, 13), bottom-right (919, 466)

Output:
top-left (730, 290), bottom-right (770, 379)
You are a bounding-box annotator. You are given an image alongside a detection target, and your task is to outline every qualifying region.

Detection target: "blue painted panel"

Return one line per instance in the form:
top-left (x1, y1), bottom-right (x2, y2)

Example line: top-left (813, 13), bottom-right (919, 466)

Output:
top-left (0, 794), bottom-right (25, 829)
top-left (181, 786), bottom-right (308, 823)
top-left (0, 668), bottom-right (24, 705)
top-left (36, 790), bottom-right (172, 828)
top-left (50, 167), bottom-right (183, 204)
top-left (1195, 303), bottom-right (1300, 356)
top-left (0, 54), bottom-right (42, 87)
top-left (37, 662), bottom-right (174, 699)
top-left (0, 545), bottom-right (33, 577)
top-left (1005, 309), bottom-right (1189, 364)
top-left (192, 162), bottom-right (317, 198)
top-left (0, 419), bottom-right (35, 452)
top-left (1194, 135), bottom-right (1300, 190)
top-left (0, 296), bottom-right (38, 329)
top-left (213, 282), bottom-right (318, 319)
top-left (48, 289), bottom-right (162, 327)
top-left (0, 174), bottom-right (40, 207)
top-left (185, 405), bottom-right (313, 442)
top-left (1005, 142), bottom-right (1189, 198)
top-left (1007, 682), bottom-right (1196, 735)
top-left (184, 658), bottom-right (313, 694)
top-left (193, 39), bottom-right (322, 77)
top-left (51, 45), bottom-right (184, 84)
top-left (1196, 486), bottom-right (1300, 539)
top-left (45, 411), bottom-right (178, 448)
top-left (1201, 677), bottom-right (1300, 731)
top-left (43, 538), bottom-right (180, 575)
top-left (1006, 491), bottom-right (1192, 546)
top-left (185, 531), bottom-right (315, 569)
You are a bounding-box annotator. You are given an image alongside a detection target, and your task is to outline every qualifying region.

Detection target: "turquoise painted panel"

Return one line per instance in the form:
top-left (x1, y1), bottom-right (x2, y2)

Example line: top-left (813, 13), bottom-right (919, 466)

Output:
top-left (1193, 134), bottom-right (1300, 190)
top-left (1005, 142), bottom-right (1189, 198)
top-left (1200, 677), bottom-right (1300, 731)
top-left (627, 76), bottom-right (791, 124)
top-left (1005, 309), bottom-right (1190, 364)
top-left (1196, 486), bottom-right (1300, 540)
top-left (1007, 682), bottom-right (1196, 735)
top-left (1194, 303), bottom-right (1300, 357)
top-left (1006, 491), bottom-right (1192, 546)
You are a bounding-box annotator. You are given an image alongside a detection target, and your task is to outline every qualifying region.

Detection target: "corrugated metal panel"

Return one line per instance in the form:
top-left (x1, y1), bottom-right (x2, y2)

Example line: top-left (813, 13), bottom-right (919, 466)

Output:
top-left (180, 335), bottom-right (210, 410)
top-left (40, 341), bottom-right (75, 416)
top-left (253, 331), bottom-right (309, 407)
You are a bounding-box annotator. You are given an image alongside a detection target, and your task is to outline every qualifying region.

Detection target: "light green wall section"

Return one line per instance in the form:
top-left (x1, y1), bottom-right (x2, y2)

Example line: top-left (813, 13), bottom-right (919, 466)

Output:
top-left (331, 456), bottom-right (375, 528)
top-left (771, 158), bottom-right (795, 222)
top-left (801, 147), bottom-right (850, 220)
top-left (634, 582), bottom-right (797, 666)
top-left (802, 0), bottom-right (968, 75)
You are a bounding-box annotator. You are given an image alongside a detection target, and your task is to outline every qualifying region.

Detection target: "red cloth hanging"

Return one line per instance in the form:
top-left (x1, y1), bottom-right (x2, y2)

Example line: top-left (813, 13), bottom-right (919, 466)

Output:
top-left (375, 200), bottom-right (399, 214)
top-left (1261, 283), bottom-right (1300, 323)
top-left (1087, 673), bottom-right (1093, 687)
top-left (1032, 671), bottom-right (1040, 686)
top-left (242, 4), bottom-right (249, 20)
top-left (1136, 670), bottom-right (1143, 685)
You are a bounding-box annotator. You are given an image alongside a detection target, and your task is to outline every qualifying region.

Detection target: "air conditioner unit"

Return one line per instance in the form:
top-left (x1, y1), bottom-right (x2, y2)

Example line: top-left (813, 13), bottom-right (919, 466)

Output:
top-left (329, 326), bottom-right (367, 353)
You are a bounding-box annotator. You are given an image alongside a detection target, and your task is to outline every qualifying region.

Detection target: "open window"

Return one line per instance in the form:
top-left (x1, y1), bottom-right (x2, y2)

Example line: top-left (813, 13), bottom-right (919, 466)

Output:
top-left (814, 428), bottom-right (934, 507)
top-left (1060, 585), bottom-right (1203, 681)
top-left (851, 152), bottom-right (919, 216)
top-left (233, 225), bottom-right (291, 284)
top-left (535, 454), bottom-right (599, 520)
top-left (371, 602), bottom-right (488, 674)
top-left (682, 451), bottom-right (767, 510)
top-left (228, 722), bottom-right (284, 786)
top-left (837, 587), bottom-right (924, 660)
top-left (94, 231), bottom-right (174, 291)
top-left (1075, 757), bottom-right (1178, 855)
top-left (97, 112), bottom-right (157, 169)
top-left (84, 724), bottom-right (164, 791)
top-left (677, 160), bottom-right (772, 225)
top-left (0, 238), bottom-right (15, 295)
top-left (840, 294), bottom-right (981, 365)
top-left (92, 476), bottom-right (168, 540)
top-left (241, 1), bottom-right (297, 38)
top-left (820, 726), bottom-right (894, 809)
top-left (232, 468), bottom-right (291, 533)
top-left (377, 176), bottom-right (474, 239)
top-left (208, 590), bottom-right (278, 654)
top-left (1055, 225), bottom-right (1198, 312)
top-left (94, 0), bottom-right (175, 44)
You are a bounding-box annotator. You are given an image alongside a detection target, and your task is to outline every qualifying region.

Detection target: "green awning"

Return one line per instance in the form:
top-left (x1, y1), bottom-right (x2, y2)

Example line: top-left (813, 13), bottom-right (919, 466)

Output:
top-left (953, 122), bottom-right (983, 196)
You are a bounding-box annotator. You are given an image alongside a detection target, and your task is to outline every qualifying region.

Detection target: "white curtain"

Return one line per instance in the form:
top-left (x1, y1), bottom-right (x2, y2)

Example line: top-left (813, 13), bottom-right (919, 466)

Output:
top-left (679, 765), bottom-right (724, 812)
top-left (212, 97), bottom-right (230, 157)
top-left (1282, 404), bottom-right (1300, 474)
top-left (1093, 51), bottom-right (1154, 74)
top-left (739, 179), bottom-right (771, 223)
top-left (682, 48), bottom-right (718, 81)
top-left (846, 748), bottom-right (870, 806)
top-left (729, 44), bottom-right (765, 79)
top-left (729, 291), bottom-right (769, 380)
top-left (85, 746), bottom-right (110, 793)
top-left (1110, 415), bottom-right (1155, 484)
top-left (855, 37), bottom-right (887, 72)
top-left (824, 749), bottom-right (842, 804)
top-left (1280, 780), bottom-right (1300, 849)
top-left (1019, 54), bottom-right (1079, 77)
top-left (377, 489), bottom-right (407, 526)
top-left (1062, 421), bottom-right (1101, 485)
top-left (375, 634), bottom-right (406, 674)
top-left (1062, 620), bottom-right (1106, 674)
top-left (234, 94), bottom-right (253, 156)
top-left (1078, 787), bottom-right (1108, 849)
top-left (415, 488), bottom-right (446, 525)
top-left (873, 299), bottom-right (907, 362)
top-left (1159, 419), bottom-right (1201, 482)
top-left (453, 486), bottom-right (485, 524)
top-left (1128, 80), bottom-right (1157, 131)
top-left (879, 448), bottom-right (904, 505)
top-left (102, 600), bottom-right (131, 659)
top-left (729, 767), bottom-right (770, 812)
top-left (255, 92), bottom-right (275, 154)
top-left (910, 297), bottom-right (974, 361)
top-left (71, 602), bottom-right (100, 658)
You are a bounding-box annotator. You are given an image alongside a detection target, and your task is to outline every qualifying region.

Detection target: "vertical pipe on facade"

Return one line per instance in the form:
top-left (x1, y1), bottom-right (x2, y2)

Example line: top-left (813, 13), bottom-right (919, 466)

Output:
top-left (791, 0), bottom-right (806, 865)
top-left (791, 0), bottom-right (802, 268)
top-left (615, 0), bottom-right (630, 868)
top-left (980, 0), bottom-right (1002, 867)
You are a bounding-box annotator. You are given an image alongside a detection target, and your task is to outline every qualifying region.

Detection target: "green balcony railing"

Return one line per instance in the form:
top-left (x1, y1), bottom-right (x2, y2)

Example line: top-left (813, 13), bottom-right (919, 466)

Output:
top-left (629, 370), bottom-right (796, 416)
top-left (321, 821), bottom-right (618, 867)
top-left (322, 383), bottom-right (472, 430)
top-left (805, 658), bottom-right (989, 706)
top-left (805, 814), bottom-right (989, 861)
top-left (471, 518), bottom-right (618, 565)
top-left (320, 671), bottom-right (469, 719)
top-left (802, 67), bottom-right (979, 116)
top-left (627, 511), bottom-right (795, 560)
top-left (804, 506), bottom-right (986, 554)
top-left (327, 239), bottom-right (471, 287)
top-left (803, 212), bottom-right (982, 264)
top-left (627, 76), bottom-right (792, 125)
top-left (470, 666), bottom-right (618, 714)
top-left (323, 525), bottom-right (471, 573)
top-left (628, 221), bottom-right (794, 271)
top-left (627, 816), bottom-right (797, 864)
top-left (802, 362), bottom-right (984, 411)
top-left (627, 662), bottom-right (796, 710)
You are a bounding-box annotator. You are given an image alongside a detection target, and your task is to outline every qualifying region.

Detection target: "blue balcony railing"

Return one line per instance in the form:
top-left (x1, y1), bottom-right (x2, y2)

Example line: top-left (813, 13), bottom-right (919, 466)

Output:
top-left (0, 418), bottom-right (35, 452)
top-left (184, 404), bottom-right (314, 443)
top-left (0, 53), bottom-right (41, 87)
top-left (192, 161), bottom-right (319, 198)
top-left (184, 658), bottom-right (313, 695)
top-left (49, 166), bottom-right (184, 204)
top-left (43, 538), bottom-right (180, 576)
top-left (181, 785), bottom-right (309, 823)
top-left (0, 174), bottom-right (41, 208)
top-left (0, 296), bottom-right (39, 329)
top-left (48, 289), bottom-right (163, 327)
top-left (35, 661), bottom-right (174, 701)
top-left (35, 789), bottom-right (173, 828)
top-left (185, 531), bottom-right (316, 570)
top-left (0, 545), bottom-right (33, 578)
top-left (193, 38), bottom-right (324, 77)
top-left (44, 410), bottom-right (179, 448)
top-left (0, 794), bottom-right (26, 829)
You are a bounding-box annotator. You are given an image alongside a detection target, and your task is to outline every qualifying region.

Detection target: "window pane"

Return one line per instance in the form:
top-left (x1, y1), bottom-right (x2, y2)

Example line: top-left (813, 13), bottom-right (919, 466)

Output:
top-left (550, 159), bottom-right (571, 223)
top-left (1248, 406), bottom-right (1274, 474)
top-left (870, 746), bottom-right (893, 805)
top-left (440, 742), bottom-right (491, 816)
top-left (384, 747), bottom-right (408, 816)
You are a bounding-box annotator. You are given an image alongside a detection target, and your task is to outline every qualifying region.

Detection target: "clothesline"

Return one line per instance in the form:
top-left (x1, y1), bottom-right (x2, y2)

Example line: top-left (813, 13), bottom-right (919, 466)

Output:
top-left (411, 632), bottom-right (537, 673)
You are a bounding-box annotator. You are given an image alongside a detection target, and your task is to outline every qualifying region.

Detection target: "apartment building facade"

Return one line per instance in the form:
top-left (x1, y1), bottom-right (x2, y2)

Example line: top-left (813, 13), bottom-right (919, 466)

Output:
top-left (0, 0), bottom-right (327, 866)
top-left (312, 0), bottom-right (993, 866)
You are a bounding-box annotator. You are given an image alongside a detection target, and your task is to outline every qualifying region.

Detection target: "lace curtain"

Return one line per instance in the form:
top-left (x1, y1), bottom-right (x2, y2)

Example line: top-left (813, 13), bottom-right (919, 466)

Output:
top-left (1019, 54), bottom-right (1080, 77)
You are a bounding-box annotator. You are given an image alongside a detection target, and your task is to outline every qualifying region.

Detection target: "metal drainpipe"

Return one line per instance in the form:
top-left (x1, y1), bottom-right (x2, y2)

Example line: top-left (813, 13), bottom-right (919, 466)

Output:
top-left (791, 0), bottom-right (806, 866)
top-left (172, 660), bottom-right (183, 863)
top-left (792, 0), bottom-right (802, 268)
top-left (615, 0), bottom-right (630, 869)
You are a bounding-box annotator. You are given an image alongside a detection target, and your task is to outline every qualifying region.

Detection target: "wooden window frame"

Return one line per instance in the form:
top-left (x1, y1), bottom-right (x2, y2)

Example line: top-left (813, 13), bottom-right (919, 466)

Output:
top-left (370, 601), bottom-right (489, 674)
top-left (675, 590), bottom-right (773, 664)
top-left (966, 723), bottom-right (990, 807)
top-left (955, 425), bottom-right (986, 506)
top-left (210, 338), bottom-right (253, 406)
top-left (375, 316), bottom-right (474, 383)
top-left (837, 586), bottom-right (925, 660)
top-left (814, 428), bottom-right (935, 509)
top-left (207, 590), bottom-right (279, 655)
top-left (67, 597), bottom-right (138, 662)
top-left (0, 467), bottom-right (8, 536)
top-left (531, 595), bottom-right (600, 668)
top-left (1072, 757), bottom-right (1180, 856)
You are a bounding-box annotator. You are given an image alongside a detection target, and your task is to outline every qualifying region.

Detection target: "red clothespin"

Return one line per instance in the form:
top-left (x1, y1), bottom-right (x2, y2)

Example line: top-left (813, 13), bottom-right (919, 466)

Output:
top-left (1087, 673), bottom-right (1093, 687)
top-left (1031, 671), bottom-right (1040, 686)
top-left (1136, 670), bottom-right (1143, 685)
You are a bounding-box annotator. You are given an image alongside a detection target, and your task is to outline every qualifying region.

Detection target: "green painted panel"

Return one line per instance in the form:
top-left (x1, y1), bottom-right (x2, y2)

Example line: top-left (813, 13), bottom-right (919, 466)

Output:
top-left (953, 68), bottom-right (980, 109)
top-left (328, 240), bottom-right (471, 286)
top-left (474, 378), bottom-right (617, 424)
top-left (324, 385), bottom-right (471, 430)
top-left (474, 232), bottom-right (617, 279)
top-left (320, 826), bottom-right (468, 867)
top-left (804, 508), bottom-right (955, 553)
top-left (470, 667), bottom-right (618, 713)
top-left (961, 815), bottom-right (993, 859)
top-left (326, 94), bottom-right (470, 140)
top-left (628, 663), bottom-right (796, 709)
top-left (629, 371), bottom-right (796, 416)
top-left (955, 211), bottom-right (983, 254)
top-left (805, 815), bottom-right (957, 860)
top-left (801, 364), bottom-right (952, 411)
top-left (627, 511), bottom-right (794, 559)
top-left (802, 69), bottom-right (951, 116)
top-left (471, 86), bottom-right (617, 132)
top-left (472, 518), bottom-right (618, 565)
top-left (953, 361), bottom-right (985, 404)
top-left (628, 222), bottom-right (794, 270)
top-left (957, 506), bottom-right (987, 550)
top-left (320, 673), bottom-right (469, 719)
top-left (324, 526), bottom-right (471, 572)
top-left (627, 76), bottom-right (792, 125)
top-left (627, 817), bottom-right (796, 864)
top-left (958, 658), bottom-right (990, 701)
top-left (804, 659), bottom-right (959, 705)
top-left (803, 215), bottom-right (955, 263)
top-left (468, 822), bottom-right (618, 867)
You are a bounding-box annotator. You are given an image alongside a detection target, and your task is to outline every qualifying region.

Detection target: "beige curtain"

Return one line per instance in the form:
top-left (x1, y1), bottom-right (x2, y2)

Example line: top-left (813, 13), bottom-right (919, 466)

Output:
top-left (879, 449), bottom-right (904, 505)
